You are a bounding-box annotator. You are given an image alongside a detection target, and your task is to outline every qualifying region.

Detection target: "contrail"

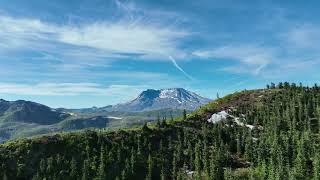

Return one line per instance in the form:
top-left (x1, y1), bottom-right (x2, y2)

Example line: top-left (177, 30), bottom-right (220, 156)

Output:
top-left (114, 0), bottom-right (134, 21)
top-left (169, 56), bottom-right (194, 80)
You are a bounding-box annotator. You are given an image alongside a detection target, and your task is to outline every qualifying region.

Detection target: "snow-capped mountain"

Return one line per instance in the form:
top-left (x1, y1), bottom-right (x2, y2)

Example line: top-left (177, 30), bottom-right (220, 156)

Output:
top-left (110, 88), bottom-right (211, 112)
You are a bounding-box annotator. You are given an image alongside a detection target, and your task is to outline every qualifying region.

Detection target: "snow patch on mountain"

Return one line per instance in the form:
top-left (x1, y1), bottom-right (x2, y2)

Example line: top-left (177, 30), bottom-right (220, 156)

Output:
top-left (207, 111), bottom-right (228, 123)
top-left (159, 89), bottom-right (177, 98)
top-left (107, 116), bottom-right (122, 120)
top-left (207, 110), bottom-right (257, 130)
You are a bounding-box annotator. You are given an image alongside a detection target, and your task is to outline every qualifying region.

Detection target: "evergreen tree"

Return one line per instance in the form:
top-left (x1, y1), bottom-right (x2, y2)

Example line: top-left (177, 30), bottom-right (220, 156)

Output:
top-left (97, 146), bottom-right (107, 180)
top-left (292, 141), bottom-right (306, 179)
top-left (210, 150), bottom-right (223, 180)
top-left (121, 169), bottom-right (127, 180)
top-left (2, 171), bottom-right (8, 180)
top-left (195, 142), bottom-right (201, 180)
top-left (31, 172), bottom-right (40, 180)
top-left (313, 151), bottom-right (320, 180)
top-left (39, 158), bottom-right (46, 177)
top-left (160, 165), bottom-right (165, 180)
top-left (130, 148), bottom-right (136, 175)
top-left (146, 154), bottom-right (153, 180)
top-left (70, 157), bottom-right (78, 179)
top-left (82, 160), bottom-right (90, 180)
top-left (172, 153), bottom-right (177, 180)
top-left (183, 109), bottom-right (187, 120)
top-left (224, 168), bottom-right (232, 180)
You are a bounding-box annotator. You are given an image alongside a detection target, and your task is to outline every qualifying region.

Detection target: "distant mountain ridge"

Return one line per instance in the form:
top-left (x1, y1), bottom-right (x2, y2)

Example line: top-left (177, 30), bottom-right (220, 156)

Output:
top-left (0, 88), bottom-right (211, 142)
top-left (0, 88), bottom-right (210, 124)
top-left (68, 88), bottom-right (211, 113)
top-left (108, 88), bottom-right (211, 112)
top-left (0, 99), bottom-right (69, 125)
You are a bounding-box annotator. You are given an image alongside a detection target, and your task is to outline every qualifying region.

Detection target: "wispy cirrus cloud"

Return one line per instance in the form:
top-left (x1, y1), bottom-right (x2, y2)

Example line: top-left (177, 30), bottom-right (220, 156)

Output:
top-left (193, 45), bottom-right (275, 75)
top-left (0, 83), bottom-right (147, 97)
top-left (0, 14), bottom-right (188, 59)
top-left (0, 83), bottom-right (107, 96)
top-left (285, 24), bottom-right (320, 50)
top-left (0, 11), bottom-right (192, 82)
top-left (59, 22), bottom-right (188, 57)
top-left (192, 20), bottom-right (320, 77)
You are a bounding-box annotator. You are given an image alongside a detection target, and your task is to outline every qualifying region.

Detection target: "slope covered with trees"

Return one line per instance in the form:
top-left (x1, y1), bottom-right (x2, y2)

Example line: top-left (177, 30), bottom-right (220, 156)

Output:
top-left (1, 82), bottom-right (320, 179)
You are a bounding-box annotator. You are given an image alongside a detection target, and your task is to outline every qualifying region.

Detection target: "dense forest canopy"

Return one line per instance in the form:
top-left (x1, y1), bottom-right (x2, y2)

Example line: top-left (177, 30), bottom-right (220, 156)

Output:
top-left (1, 82), bottom-right (320, 180)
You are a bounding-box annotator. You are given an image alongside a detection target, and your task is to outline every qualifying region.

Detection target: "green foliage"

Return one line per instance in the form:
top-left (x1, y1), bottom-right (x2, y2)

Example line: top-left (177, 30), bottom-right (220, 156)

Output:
top-left (1, 82), bottom-right (320, 179)
top-left (0, 108), bottom-right (188, 143)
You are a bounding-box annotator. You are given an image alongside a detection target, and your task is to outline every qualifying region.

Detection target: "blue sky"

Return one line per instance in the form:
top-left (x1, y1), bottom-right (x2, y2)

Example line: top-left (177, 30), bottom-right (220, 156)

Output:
top-left (1, 0), bottom-right (320, 108)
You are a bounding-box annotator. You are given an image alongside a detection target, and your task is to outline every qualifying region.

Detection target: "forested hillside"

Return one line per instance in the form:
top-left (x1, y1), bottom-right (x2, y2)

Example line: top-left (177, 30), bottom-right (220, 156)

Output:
top-left (1, 82), bottom-right (320, 179)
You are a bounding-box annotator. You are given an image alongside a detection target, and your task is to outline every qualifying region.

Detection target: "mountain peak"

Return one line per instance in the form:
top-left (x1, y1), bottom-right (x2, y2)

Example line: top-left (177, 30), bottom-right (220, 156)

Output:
top-left (138, 89), bottom-right (161, 99)
top-left (112, 88), bottom-right (211, 112)
top-left (138, 88), bottom-right (188, 99)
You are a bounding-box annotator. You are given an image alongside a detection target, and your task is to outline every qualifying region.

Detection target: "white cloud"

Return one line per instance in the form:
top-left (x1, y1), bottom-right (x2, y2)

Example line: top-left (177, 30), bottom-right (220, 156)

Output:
top-left (104, 71), bottom-right (169, 79)
top-left (285, 25), bottom-right (320, 49)
top-left (59, 22), bottom-right (187, 56)
top-left (0, 83), bottom-right (146, 97)
top-left (0, 16), bottom-right (54, 49)
top-left (0, 15), bottom-right (188, 60)
top-left (193, 45), bottom-right (275, 75)
top-left (0, 83), bottom-right (104, 96)
top-left (191, 21), bottom-right (320, 77)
